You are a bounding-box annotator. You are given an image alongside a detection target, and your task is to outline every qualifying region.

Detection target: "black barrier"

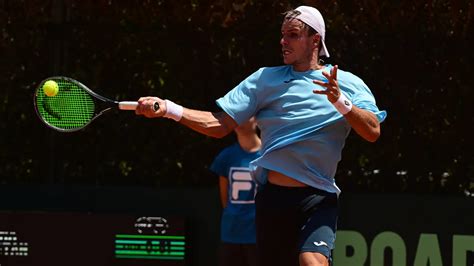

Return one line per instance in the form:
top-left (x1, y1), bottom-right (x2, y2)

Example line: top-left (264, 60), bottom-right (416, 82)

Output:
top-left (0, 212), bottom-right (186, 266)
top-left (0, 186), bottom-right (473, 266)
top-left (0, 185), bottom-right (221, 266)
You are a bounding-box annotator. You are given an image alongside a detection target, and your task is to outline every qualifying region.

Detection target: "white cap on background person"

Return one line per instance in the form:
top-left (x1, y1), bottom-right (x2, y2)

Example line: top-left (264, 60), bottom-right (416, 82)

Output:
top-left (294, 6), bottom-right (330, 57)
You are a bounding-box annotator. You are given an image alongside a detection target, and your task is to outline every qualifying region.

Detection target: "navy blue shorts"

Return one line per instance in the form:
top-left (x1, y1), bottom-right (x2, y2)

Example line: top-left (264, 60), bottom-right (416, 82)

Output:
top-left (255, 183), bottom-right (338, 266)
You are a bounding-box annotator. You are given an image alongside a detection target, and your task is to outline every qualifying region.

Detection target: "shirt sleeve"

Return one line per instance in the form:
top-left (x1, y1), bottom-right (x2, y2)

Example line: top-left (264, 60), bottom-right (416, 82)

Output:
top-left (215, 68), bottom-right (263, 125)
top-left (339, 71), bottom-right (387, 123)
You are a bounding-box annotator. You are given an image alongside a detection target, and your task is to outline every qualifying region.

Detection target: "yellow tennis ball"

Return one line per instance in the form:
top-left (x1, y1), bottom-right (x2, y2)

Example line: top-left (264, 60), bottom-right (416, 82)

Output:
top-left (43, 80), bottom-right (59, 97)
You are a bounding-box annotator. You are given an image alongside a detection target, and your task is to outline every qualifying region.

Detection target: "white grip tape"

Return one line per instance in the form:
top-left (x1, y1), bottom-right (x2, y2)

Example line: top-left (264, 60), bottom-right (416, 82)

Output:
top-left (118, 101), bottom-right (138, 110)
top-left (163, 99), bottom-right (183, 121)
top-left (333, 93), bottom-right (353, 115)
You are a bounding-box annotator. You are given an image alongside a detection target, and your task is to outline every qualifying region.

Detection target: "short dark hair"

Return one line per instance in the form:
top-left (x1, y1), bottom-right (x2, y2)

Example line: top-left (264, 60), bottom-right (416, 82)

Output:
top-left (283, 10), bottom-right (317, 36)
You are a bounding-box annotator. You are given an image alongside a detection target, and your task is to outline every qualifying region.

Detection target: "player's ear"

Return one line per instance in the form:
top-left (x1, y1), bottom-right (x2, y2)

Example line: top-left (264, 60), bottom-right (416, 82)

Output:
top-left (313, 34), bottom-right (320, 48)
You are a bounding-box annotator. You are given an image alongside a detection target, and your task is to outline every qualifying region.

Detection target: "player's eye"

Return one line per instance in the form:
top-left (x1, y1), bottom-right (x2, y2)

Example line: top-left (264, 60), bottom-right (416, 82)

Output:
top-left (281, 32), bottom-right (300, 40)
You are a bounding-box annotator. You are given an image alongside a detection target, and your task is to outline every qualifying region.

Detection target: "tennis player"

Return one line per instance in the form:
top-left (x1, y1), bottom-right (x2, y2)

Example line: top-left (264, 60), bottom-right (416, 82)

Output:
top-left (210, 117), bottom-right (261, 266)
top-left (136, 5), bottom-right (387, 266)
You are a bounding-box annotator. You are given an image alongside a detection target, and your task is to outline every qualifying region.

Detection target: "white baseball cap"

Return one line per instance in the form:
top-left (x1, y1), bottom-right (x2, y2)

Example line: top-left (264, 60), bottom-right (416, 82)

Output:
top-left (294, 6), bottom-right (330, 57)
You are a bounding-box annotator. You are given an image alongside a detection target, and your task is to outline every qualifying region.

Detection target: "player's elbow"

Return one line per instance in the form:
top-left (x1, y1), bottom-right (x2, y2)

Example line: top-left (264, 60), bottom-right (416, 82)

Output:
top-left (364, 126), bottom-right (380, 142)
top-left (205, 126), bottom-right (233, 139)
top-left (360, 115), bottom-right (381, 142)
top-left (366, 132), bottom-right (380, 142)
top-left (207, 112), bottom-right (238, 138)
top-left (211, 130), bottom-right (229, 139)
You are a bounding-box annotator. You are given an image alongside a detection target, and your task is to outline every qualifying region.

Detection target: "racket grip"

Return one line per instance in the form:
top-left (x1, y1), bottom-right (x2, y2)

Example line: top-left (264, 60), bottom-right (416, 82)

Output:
top-left (118, 101), bottom-right (160, 111)
top-left (118, 101), bottom-right (138, 110)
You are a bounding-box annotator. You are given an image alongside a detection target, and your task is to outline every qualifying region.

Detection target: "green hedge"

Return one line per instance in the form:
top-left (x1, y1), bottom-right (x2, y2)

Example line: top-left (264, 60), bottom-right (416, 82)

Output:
top-left (0, 0), bottom-right (472, 194)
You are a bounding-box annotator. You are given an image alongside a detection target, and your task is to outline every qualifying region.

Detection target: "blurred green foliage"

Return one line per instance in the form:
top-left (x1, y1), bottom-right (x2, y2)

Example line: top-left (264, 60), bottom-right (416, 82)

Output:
top-left (0, 0), bottom-right (472, 194)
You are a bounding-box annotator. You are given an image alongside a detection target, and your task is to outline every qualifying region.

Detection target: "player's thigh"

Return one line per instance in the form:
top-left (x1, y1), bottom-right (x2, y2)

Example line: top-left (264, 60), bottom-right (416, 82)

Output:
top-left (299, 252), bottom-right (329, 266)
top-left (298, 192), bottom-right (338, 264)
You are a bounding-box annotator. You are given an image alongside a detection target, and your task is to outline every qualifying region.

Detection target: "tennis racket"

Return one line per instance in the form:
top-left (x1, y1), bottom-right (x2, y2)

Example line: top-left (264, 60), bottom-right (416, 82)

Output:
top-left (34, 76), bottom-right (159, 132)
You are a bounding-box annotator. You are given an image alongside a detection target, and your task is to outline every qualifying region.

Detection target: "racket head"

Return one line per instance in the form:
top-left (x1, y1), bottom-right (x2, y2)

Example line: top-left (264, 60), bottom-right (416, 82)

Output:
top-left (34, 76), bottom-right (112, 132)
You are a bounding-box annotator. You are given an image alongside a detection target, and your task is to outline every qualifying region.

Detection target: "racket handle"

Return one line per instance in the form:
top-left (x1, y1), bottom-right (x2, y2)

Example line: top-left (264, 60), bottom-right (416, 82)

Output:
top-left (118, 101), bottom-right (138, 110)
top-left (118, 101), bottom-right (160, 111)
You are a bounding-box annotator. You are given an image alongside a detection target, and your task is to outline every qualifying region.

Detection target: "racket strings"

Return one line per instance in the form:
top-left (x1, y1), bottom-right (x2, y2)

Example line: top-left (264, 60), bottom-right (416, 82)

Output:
top-left (36, 79), bottom-right (95, 130)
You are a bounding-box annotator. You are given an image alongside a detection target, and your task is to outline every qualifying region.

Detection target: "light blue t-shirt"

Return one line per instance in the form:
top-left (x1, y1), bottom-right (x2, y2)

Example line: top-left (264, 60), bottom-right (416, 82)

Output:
top-left (216, 64), bottom-right (387, 194)
top-left (210, 142), bottom-right (260, 244)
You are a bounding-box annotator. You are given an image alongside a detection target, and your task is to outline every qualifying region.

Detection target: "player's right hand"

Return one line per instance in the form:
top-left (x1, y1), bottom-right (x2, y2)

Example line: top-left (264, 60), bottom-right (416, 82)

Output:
top-left (136, 96), bottom-right (166, 118)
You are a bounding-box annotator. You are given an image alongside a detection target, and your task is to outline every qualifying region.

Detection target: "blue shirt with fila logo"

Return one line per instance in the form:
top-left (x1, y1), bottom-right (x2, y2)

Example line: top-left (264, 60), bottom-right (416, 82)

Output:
top-left (210, 142), bottom-right (261, 244)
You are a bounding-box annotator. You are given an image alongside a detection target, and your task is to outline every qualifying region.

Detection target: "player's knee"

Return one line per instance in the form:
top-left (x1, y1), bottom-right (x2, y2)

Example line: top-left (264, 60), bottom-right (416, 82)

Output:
top-left (299, 252), bottom-right (329, 266)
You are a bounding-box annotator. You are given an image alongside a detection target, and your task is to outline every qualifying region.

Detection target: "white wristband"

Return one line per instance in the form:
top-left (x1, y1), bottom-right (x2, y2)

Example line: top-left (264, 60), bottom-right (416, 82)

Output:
top-left (332, 93), bottom-right (353, 115)
top-left (163, 99), bottom-right (183, 121)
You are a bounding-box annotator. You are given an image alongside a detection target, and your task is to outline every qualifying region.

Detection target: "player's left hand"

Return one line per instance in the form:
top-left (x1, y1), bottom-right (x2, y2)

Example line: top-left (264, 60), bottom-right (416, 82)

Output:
top-left (312, 65), bottom-right (341, 103)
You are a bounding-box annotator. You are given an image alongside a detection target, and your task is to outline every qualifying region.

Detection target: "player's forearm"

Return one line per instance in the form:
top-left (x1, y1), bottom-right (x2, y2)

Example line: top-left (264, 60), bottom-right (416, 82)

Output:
top-left (179, 109), bottom-right (237, 139)
top-left (135, 97), bottom-right (237, 138)
top-left (344, 106), bottom-right (380, 142)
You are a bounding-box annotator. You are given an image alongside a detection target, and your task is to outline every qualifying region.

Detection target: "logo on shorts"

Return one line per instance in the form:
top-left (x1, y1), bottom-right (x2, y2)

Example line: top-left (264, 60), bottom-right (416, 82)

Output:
top-left (313, 241), bottom-right (328, 247)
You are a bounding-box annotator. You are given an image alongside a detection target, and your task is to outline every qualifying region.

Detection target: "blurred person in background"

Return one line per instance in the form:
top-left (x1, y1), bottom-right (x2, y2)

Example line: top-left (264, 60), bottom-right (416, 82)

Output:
top-left (210, 117), bottom-right (261, 266)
